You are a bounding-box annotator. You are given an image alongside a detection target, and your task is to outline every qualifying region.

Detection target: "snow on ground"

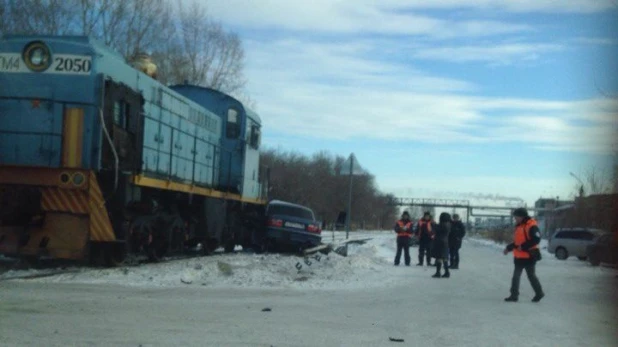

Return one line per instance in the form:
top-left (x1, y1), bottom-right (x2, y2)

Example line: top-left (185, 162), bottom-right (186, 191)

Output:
top-left (2, 230), bottom-right (402, 290)
top-left (2, 230), bottom-right (614, 290)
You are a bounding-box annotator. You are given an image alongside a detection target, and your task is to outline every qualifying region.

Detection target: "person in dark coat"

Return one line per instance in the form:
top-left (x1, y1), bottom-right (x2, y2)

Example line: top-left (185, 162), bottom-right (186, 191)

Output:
top-left (448, 214), bottom-right (466, 269)
top-left (393, 211), bottom-right (413, 266)
top-left (503, 208), bottom-right (545, 302)
top-left (415, 212), bottom-right (434, 266)
top-left (431, 212), bottom-right (452, 278)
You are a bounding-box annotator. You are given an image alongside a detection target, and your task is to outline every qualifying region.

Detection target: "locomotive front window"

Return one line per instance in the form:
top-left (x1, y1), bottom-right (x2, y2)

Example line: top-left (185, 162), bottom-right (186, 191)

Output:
top-left (226, 108), bottom-right (240, 138)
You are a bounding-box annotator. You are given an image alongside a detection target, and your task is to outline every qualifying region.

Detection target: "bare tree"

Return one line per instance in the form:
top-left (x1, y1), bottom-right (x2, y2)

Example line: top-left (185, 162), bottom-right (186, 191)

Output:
top-left (3, 0), bottom-right (77, 35)
top-left (0, 0), bottom-right (8, 35)
top-left (572, 165), bottom-right (616, 197)
top-left (173, 1), bottom-right (247, 94)
top-left (260, 148), bottom-right (398, 230)
top-left (1, 0), bottom-right (248, 98)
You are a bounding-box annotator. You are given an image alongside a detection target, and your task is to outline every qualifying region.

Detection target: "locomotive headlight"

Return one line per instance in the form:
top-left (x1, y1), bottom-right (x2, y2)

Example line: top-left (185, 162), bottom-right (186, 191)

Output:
top-left (23, 41), bottom-right (52, 72)
top-left (72, 172), bottom-right (85, 186)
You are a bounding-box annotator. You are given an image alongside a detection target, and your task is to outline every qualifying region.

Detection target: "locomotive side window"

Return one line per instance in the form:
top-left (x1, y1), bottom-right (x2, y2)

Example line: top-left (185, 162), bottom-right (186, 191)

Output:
top-left (113, 100), bottom-right (131, 131)
top-left (226, 108), bottom-right (240, 138)
top-left (113, 101), bottom-right (123, 127)
top-left (250, 124), bottom-right (261, 149)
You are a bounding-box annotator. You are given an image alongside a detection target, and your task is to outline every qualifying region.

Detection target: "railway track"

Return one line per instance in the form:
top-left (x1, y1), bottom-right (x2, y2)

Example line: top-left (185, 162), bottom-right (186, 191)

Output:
top-left (0, 247), bottom-right (329, 282)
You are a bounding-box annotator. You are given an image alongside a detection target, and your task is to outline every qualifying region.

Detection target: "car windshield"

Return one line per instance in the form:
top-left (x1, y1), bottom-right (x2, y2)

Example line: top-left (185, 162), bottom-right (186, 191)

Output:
top-left (268, 204), bottom-right (314, 220)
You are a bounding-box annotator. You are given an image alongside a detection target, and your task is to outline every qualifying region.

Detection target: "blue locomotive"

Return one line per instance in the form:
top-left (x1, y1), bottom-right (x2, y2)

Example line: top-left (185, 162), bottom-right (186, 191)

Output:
top-left (0, 35), bottom-right (268, 264)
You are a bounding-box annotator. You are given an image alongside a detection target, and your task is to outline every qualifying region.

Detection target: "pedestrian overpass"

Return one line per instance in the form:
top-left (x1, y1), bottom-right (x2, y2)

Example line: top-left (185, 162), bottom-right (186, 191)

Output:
top-left (386, 197), bottom-right (549, 221)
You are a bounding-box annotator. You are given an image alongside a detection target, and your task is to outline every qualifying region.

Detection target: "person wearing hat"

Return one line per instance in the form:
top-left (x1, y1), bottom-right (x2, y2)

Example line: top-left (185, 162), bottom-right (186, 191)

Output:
top-left (415, 211), bottom-right (434, 266)
top-left (394, 211), bottom-right (413, 266)
top-left (431, 212), bottom-right (452, 278)
top-left (503, 207), bottom-right (545, 302)
top-left (448, 213), bottom-right (466, 269)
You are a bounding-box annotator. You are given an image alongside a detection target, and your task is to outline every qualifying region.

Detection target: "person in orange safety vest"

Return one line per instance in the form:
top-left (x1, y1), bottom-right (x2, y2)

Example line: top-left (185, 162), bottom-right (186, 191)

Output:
top-left (503, 208), bottom-right (545, 303)
top-left (415, 211), bottom-right (435, 266)
top-left (394, 211), bottom-right (413, 266)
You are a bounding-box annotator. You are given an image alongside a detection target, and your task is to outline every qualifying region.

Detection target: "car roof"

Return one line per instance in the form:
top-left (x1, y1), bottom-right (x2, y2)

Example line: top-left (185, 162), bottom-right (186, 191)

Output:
top-left (267, 199), bottom-right (313, 211)
top-left (555, 228), bottom-right (606, 233)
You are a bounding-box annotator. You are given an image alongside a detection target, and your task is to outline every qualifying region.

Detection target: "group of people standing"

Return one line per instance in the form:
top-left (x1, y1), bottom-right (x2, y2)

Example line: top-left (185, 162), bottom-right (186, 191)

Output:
top-left (393, 211), bottom-right (466, 278)
top-left (393, 207), bottom-right (545, 302)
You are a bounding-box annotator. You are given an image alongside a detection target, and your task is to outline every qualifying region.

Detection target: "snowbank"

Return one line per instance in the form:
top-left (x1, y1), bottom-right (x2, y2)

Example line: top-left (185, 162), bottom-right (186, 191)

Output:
top-left (4, 231), bottom-right (406, 290)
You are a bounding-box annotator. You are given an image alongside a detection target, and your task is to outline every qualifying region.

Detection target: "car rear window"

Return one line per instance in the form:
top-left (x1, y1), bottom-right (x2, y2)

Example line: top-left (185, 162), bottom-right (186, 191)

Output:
top-left (268, 204), bottom-right (314, 220)
top-left (554, 230), bottom-right (596, 240)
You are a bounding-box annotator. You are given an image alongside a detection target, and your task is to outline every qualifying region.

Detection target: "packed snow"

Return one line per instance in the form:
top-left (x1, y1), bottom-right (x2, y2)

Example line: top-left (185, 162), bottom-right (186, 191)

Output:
top-left (1, 230), bottom-right (615, 290)
top-left (1, 231), bottom-right (402, 289)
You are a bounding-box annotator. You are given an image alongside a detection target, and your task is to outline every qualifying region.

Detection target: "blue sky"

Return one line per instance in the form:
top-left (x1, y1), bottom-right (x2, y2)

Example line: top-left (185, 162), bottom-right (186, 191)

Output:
top-left (202, 0), bottom-right (618, 205)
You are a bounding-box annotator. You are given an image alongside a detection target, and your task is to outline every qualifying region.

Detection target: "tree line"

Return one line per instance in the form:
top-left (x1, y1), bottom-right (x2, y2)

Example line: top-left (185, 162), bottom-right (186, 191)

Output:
top-left (260, 148), bottom-right (399, 230)
top-left (0, 0), bottom-right (250, 104)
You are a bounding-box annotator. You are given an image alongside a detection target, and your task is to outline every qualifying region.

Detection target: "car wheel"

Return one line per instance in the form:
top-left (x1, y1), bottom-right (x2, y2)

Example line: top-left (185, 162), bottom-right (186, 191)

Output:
top-left (555, 247), bottom-right (568, 260)
top-left (588, 255), bottom-right (601, 266)
top-left (577, 256), bottom-right (587, 261)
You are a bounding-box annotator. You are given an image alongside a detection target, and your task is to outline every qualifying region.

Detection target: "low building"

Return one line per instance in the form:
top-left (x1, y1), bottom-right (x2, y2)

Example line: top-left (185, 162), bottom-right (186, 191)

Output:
top-left (545, 194), bottom-right (618, 235)
top-left (534, 198), bottom-right (574, 236)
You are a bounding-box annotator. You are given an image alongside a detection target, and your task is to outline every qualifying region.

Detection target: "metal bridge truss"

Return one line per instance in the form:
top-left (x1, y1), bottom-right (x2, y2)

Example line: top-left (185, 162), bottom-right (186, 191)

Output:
top-left (387, 197), bottom-right (552, 220)
top-left (387, 198), bottom-right (471, 208)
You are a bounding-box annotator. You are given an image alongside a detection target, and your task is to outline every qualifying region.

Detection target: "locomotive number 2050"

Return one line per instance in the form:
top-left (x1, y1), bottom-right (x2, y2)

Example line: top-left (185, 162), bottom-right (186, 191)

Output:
top-left (53, 56), bottom-right (92, 74)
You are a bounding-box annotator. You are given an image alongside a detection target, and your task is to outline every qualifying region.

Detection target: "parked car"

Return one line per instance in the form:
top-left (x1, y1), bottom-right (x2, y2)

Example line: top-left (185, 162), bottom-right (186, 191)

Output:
top-left (586, 233), bottom-right (618, 266)
top-left (263, 200), bottom-right (322, 252)
top-left (547, 228), bottom-right (606, 260)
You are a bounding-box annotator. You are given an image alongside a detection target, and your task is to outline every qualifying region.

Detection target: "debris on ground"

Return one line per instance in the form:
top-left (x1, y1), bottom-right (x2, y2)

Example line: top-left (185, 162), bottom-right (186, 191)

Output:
top-left (217, 261), bottom-right (233, 276)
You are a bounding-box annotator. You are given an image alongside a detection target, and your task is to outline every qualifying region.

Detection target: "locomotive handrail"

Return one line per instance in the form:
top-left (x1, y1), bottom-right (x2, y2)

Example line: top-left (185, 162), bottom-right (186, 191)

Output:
top-left (141, 112), bottom-right (244, 195)
top-left (0, 130), bottom-right (62, 137)
top-left (0, 96), bottom-right (97, 106)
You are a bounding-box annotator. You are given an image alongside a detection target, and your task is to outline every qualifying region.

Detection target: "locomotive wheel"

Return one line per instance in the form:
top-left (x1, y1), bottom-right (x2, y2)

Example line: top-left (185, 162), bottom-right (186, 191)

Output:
top-left (200, 238), bottom-right (218, 255)
top-left (147, 241), bottom-right (168, 262)
top-left (224, 238), bottom-right (236, 253)
top-left (104, 243), bottom-right (126, 267)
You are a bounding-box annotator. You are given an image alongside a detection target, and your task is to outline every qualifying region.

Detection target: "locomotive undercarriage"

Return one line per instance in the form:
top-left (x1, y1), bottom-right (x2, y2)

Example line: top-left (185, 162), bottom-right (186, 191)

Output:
top-left (100, 171), bottom-right (265, 264)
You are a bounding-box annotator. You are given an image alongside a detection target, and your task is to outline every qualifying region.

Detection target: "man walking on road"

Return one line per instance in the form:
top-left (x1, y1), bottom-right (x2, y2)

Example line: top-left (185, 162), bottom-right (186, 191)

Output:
top-left (503, 208), bottom-right (545, 303)
top-left (448, 214), bottom-right (466, 269)
top-left (394, 211), bottom-right (413, 266)
top-left (416, 212), bottom-right (434, 266)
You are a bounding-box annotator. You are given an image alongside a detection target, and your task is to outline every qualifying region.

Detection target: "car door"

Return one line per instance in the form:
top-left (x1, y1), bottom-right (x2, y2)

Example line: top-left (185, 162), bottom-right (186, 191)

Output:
top-left (569, 231), bottom-right (591, 257)
top-left (558, 231), bottom-right (575, 255)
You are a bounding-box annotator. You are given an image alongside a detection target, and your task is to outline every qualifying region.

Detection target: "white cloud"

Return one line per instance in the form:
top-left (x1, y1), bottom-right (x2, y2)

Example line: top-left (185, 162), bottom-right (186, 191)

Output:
top-left (242, 36), bottom-right (617, 154)
top-left (412, 43), bottom-right (565, 65)
top-left (198, 0), bottom-right (616, 39)
top-left (571, 37), bottom-right (618, 46)
top-left (370, 0), bottom-right (616, 13)
top-left (199, 0), bottom-right (533, 38)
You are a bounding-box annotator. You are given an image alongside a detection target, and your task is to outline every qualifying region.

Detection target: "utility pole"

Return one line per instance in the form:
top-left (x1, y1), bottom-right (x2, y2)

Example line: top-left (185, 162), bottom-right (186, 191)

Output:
top-left (569, 172), bottom-right (585, 197)
top-left (346, 155), bottom-right (353, 240)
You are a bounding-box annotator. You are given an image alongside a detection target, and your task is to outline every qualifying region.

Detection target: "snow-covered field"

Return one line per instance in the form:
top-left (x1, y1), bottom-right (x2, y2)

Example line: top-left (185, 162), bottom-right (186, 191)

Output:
top-left (2, 230), bottom-right (617, 346)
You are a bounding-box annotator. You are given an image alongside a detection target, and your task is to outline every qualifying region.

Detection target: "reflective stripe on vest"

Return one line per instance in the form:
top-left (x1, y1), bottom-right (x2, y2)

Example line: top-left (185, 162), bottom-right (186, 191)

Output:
top-left (397, 220), bottom-right (412, 237)
top-left (513, 219), bottom-right (539, 259)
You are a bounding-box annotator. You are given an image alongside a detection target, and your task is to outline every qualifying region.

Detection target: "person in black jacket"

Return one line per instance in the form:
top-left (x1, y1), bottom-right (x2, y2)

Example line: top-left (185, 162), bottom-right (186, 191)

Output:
top-left (393, 211), bottom-right (413, 266)
top-left (431, 212), bottom-right (452, 278)
top-left (415, 212), bottom-right (434, 266)
top-left (448, 214), bottom-right (466, 269)
top-left (503, 208), bottom-right (545, 302)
